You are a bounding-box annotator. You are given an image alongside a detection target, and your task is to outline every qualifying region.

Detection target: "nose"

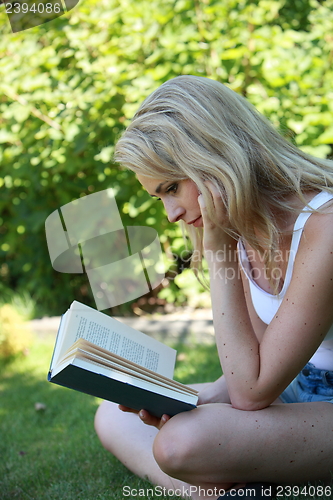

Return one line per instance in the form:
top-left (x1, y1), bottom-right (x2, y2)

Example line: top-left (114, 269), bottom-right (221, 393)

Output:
top-left (163, 199), bottom-right (185, 223)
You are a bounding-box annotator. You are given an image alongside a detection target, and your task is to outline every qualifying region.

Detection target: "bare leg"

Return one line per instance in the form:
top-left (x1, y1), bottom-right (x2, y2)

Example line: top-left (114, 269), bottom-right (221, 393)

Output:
top-left (94, 381), bottom-right (234, 500)
top-left (94, 400), bottom-right (233, 499)
top-left (95, 378), bottom-right (333, 498)
top-left (153, 401), bottom-right (333, 485)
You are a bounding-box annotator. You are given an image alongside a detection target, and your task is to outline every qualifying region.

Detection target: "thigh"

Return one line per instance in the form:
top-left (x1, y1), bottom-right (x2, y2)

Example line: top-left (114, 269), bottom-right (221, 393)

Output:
top-left (153, 401), bottom-right (333, 485)
top-left (95, 401), bottom-right (159, 475)
top-left (94, 399), bottom-right (202, 491)
top-left (94, 381), bottom-right (211, 463)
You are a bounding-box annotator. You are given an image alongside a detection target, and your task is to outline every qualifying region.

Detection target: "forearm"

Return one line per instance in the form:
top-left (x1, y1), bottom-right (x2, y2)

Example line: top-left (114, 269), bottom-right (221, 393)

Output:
top-left (207, 251), bottom-right (264, 410)
top-left (198, 184), bottom-right (270, 409)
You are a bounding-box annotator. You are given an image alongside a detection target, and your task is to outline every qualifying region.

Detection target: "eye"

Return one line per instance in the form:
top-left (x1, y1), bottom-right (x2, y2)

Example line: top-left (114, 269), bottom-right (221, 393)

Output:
top-left (166, 183), bottom-right (178, 194)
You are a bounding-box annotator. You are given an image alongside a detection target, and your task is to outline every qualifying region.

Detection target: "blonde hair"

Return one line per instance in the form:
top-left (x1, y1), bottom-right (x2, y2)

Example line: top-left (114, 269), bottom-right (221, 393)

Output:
top-left (115, 75), bottom-right (333, 286)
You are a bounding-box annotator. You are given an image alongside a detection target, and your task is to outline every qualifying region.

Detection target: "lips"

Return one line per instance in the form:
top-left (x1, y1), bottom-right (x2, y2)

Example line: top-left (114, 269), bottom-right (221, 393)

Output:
top-left (188, 216), bottom-right (202, 227)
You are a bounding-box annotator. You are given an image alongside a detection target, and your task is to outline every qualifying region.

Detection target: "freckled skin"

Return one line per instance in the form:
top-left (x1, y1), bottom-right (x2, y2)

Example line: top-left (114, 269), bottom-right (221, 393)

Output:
top-left (95, 181), bottom-right (333, 494)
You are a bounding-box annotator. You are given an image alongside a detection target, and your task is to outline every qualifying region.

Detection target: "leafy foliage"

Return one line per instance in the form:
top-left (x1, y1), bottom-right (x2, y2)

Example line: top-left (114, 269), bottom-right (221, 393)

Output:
top-left (0, 0), bottom-right (333, 316)
top-left (0, 304), bottom-right (32, 358)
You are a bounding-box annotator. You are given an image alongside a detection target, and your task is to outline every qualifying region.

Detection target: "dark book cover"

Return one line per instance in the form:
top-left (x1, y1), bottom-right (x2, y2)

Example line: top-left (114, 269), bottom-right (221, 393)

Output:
top-left (48, 363), bottom-right (197, 418)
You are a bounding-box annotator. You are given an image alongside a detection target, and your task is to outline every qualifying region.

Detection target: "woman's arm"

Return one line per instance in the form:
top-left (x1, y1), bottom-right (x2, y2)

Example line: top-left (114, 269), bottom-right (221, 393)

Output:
top-left (208, 242), bottom-right (263, 410)
top-left (200, 186), bottom-right (333, 411)
top-left (197, 269), bottom-right (267, 406)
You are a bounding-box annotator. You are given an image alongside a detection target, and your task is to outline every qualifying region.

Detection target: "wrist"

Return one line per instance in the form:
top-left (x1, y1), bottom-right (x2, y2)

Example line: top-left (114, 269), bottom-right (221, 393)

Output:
top-left (204, 241), bottom-right (238, 266)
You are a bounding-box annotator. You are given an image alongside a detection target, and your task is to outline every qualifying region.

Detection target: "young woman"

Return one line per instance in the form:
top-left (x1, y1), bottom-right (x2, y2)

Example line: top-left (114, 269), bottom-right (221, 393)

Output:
top-left (94, 76), bottom-right (333, 499)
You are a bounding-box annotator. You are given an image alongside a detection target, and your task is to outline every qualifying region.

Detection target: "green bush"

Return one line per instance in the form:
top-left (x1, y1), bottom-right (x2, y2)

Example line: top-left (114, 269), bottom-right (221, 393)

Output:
top-left (0, 0), bottom-right (332, 316)
top-left (0, 304), bottom-right (32, 358)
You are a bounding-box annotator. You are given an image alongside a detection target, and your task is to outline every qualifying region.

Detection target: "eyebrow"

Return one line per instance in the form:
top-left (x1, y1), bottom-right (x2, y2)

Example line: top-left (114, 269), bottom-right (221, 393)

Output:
top-left (155, 181), bottom-right (169, 194)
top-left (148, 181), bottom-right (170, 197)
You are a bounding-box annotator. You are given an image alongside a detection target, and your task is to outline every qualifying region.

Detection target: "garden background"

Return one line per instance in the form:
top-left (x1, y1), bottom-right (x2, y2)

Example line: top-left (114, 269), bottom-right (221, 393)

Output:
top-left (1, 1), bottom-right (333, 498)
top-left (1, 0), bottom-right (333, 318)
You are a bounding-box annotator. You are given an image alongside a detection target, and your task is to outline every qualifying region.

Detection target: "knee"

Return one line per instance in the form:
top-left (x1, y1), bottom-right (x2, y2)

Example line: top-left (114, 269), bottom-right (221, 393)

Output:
top-left (152, 415), bottom-right (196, 478)
top-left (94, 400), bottom-right (118, 450)
top-left (94, 400), bottom-right (108, 445)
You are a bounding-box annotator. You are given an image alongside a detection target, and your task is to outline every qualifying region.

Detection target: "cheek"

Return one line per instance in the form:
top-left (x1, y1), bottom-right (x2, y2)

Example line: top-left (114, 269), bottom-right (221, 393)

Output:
top-left (187, 181), bottom-right (200, 199)
top-left (189, 186), bottom-right (201, 208)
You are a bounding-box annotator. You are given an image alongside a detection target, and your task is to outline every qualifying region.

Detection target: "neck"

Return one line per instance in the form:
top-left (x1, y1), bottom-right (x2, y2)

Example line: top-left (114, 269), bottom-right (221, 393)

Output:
top-left (270, 190), bottom-right (320, 235)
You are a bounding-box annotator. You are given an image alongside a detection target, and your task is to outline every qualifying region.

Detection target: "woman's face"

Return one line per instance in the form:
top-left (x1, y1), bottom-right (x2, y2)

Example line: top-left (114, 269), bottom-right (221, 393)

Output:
top-left (137, 175), bottom-right (203, 227)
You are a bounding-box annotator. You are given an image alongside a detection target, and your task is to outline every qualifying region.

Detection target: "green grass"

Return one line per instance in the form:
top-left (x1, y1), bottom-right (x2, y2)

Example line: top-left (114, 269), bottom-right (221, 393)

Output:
top-left (0, 335), bottom-right (222, 500)
top-left (0, 335), bottom-right (331, 500)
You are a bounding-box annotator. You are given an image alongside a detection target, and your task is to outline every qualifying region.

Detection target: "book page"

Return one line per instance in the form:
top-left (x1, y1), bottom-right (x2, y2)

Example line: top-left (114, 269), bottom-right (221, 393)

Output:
top-left (48, 311), bottom-right (71, 374)
top-left (76, 351), bottom-right (189, 395)
top-left (52, 301), bottom-right (176, 378)
top-left (62, 339), bottom-right (198, 396)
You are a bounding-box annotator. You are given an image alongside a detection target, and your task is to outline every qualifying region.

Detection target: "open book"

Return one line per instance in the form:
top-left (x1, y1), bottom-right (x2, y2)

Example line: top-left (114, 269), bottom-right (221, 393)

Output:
top-left (48, 301), bottom-right (198, 418)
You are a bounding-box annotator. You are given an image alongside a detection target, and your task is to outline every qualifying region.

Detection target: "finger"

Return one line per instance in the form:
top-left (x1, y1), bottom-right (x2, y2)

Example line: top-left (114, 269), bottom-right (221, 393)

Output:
top-left (203, 180), bottom-right (228, 223)
top-left (204, 179), bottom-right (218, 192)
top-left (160, 414), bottom-right (171, 428)
top-left (198, 193), bottom-right (214, 229)
top-left (139, 410), bottom-right (171, 430)
top-left (204, 181), bottom-right (224, 208)
top-left (139, 409), bottom-right (160, 427)
top-left (198, 193), bottom-right (205, 209)
top-left (118, 405), bottom-right (139, 414)
top-left (198, 190), bottom-right (218, 229)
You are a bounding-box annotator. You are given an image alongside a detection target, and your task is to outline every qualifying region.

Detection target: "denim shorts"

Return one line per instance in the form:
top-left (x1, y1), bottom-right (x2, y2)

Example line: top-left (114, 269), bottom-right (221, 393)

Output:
top-left (280, 363), bottom-right (333, 404)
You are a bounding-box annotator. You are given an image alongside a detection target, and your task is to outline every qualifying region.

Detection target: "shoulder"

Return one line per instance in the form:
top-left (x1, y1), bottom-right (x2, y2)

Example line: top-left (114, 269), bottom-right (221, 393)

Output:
top-left (301, 199), bottom-right (333, 247)
top-left (291, 202), bottom-right (333, 294)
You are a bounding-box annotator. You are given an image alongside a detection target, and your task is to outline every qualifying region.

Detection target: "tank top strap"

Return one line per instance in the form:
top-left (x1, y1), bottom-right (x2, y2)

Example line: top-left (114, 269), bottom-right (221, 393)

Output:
top-left (284, 191), bottom-right (333, 287)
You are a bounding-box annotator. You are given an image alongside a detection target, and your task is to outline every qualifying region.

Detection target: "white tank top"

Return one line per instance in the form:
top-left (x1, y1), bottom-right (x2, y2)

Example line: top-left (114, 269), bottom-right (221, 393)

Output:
top-left (238, 191), bottom-right (333, 370)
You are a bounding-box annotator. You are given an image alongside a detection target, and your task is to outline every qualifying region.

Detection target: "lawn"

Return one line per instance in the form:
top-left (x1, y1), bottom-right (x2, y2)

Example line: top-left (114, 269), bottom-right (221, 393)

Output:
top-left (0, 332), bottom-right (331, 500)
top-left (0, 332), bottom-right (222, 500)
